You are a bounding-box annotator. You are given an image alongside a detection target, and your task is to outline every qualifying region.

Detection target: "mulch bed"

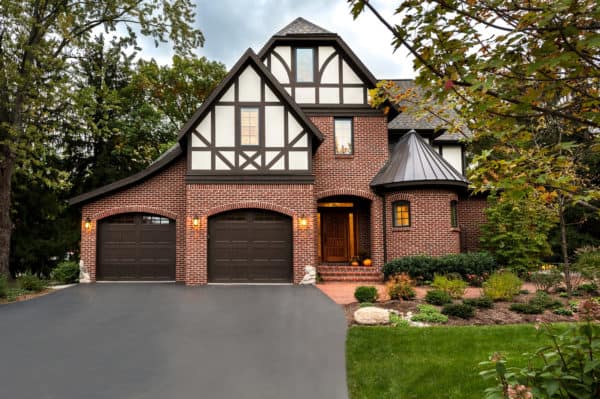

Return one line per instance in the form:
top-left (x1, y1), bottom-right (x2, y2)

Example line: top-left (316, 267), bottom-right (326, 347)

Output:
top-left (344, 291), bottom-right (583, 326)
top-left (0, 289), bottom-right (54, 305)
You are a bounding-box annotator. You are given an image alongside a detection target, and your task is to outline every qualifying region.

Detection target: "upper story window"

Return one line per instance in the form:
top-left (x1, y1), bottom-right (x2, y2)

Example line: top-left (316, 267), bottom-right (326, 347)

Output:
top-left (240, 107), bottom-right (259, 145)
top-left (295, 48), bottom-right (314, 82)
top-left (393, 201), bottom-right (411, 227)
top-left (334, 118), bottom-right (353, 155)
top-left (450, 200), bottom-right (458, 228)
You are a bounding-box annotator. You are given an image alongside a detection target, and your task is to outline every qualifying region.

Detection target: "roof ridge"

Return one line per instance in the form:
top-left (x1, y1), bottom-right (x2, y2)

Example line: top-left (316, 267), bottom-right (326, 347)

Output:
top-left (275, 17), bottom-right (332, 36)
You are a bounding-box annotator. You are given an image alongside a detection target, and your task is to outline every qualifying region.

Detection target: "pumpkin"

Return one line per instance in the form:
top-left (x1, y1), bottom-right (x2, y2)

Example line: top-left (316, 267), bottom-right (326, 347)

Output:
top-left (362, 258), bottom-right (372, 266)
top-left (351, 261), bottom-right (359, 266)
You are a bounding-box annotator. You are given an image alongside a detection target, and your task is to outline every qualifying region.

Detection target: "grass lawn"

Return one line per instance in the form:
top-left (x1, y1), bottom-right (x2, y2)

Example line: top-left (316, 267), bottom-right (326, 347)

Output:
top-left (347, 324), bottom-right (555, 399)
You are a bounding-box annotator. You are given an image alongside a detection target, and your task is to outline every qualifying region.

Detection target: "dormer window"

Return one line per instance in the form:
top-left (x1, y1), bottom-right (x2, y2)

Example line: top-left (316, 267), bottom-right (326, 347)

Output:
top-left (240, 107), bottom-right (259, 145)
top-left (295, 48), bottom-right (314, 82)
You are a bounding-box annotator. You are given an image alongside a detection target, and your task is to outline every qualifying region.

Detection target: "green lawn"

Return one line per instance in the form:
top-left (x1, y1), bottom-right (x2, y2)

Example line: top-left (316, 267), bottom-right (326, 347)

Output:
top-left (346, 324), bottom-right (553, 399)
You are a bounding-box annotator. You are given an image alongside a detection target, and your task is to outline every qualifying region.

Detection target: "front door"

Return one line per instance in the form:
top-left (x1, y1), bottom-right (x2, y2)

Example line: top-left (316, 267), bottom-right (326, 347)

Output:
top-left (321, 211), bottom-right (349, 262)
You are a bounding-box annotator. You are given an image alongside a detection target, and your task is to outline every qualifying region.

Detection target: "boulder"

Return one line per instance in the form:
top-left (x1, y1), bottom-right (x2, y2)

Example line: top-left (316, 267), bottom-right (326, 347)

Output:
top-left (354, 307), bottom-right (390, 325)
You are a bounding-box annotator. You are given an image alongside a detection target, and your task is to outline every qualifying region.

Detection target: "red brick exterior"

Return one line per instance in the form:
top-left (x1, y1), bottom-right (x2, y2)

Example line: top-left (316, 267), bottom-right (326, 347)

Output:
top-left (78, 116), bottom-right (487, 284)
top-left (457, 195), bottom-right (488, 252)
top-left (384, 189), bottom-right (461, 260)
top-left (80, 159), bottom-right (187, 282)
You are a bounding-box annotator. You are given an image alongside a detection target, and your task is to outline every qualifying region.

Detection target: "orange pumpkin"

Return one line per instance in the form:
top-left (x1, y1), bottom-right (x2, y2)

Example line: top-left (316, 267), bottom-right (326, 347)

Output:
top-left (362, 258), bottom-right (372, 266)
top-left (351, 261), bottom-right (359, 266)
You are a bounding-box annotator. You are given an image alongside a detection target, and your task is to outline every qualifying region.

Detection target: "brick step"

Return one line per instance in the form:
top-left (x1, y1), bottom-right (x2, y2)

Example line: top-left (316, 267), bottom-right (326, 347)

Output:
top-left (317, 266), bottom-right (383, 282)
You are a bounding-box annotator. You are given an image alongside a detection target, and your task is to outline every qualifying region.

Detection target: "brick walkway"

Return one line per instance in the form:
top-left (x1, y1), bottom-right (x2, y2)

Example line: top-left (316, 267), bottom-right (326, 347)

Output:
top-left (316, 282), bottom-right (537, 305)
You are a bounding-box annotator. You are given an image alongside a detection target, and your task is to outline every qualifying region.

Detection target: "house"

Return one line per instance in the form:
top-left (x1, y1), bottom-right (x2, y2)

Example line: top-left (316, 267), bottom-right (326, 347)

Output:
top-left (69, 18), bottom-right (487, 285)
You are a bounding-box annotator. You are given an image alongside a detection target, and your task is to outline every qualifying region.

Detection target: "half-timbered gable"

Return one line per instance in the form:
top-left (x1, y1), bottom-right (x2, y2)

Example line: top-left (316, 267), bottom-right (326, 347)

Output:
top-left (177, 49), bottom-right (324, 183)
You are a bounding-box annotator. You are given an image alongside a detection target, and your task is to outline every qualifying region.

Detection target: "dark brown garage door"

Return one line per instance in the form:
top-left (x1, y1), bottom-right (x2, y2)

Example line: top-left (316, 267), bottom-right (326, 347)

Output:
top-left (97, 213), bottom-right (176, 281)
top-left (208, 209), bottom-right (292, 283)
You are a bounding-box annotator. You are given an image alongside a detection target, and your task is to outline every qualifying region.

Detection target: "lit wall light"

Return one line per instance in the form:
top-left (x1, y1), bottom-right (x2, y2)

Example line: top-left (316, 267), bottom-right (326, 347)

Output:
top-left (192, 216), bottom-right (200, 229)
top-left (298, 215), bottom-right (309, 229)
top-left (84, 218), bottom-right (92, 231)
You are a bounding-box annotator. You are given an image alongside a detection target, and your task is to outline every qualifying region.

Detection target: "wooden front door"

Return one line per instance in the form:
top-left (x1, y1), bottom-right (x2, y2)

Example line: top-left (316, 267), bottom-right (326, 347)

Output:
top-left (321, 211), bottom-right (349, 262)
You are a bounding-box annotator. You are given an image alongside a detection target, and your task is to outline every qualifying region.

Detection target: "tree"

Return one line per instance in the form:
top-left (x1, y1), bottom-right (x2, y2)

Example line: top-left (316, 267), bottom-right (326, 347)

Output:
top-left (0, 0), bottom-right (204, 275)
top-left (349, 0), bottom-right (600, 291)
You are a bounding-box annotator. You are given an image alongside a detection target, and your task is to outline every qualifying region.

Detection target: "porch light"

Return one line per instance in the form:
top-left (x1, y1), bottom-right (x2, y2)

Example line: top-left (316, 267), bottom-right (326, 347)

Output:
top-left (192, 216), bottom-right (200, 229)
top-left (84, 218), bottom-right (92, 231)
top-left (298, 215), bottom-right (309, 228)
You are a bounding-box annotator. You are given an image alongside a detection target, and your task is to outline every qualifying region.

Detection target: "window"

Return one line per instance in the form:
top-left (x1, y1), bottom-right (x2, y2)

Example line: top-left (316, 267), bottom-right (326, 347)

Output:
top-left (142, 215), bottom-right (171, 225)
top-left (450, 200), bottom-right (458, 228)
top-left (334, 118), bottom-right (353, 155)
top-left (295, 48), bottom-right (314, 82)
top-left (393, 201), bottom-right (411, 227)
top-left (240, 107), bottom-right (259, 145)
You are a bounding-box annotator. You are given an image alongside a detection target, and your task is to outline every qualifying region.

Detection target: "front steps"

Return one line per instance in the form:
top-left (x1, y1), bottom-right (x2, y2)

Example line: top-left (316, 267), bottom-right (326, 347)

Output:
top-left (317, 265), bottom-right (383, 282)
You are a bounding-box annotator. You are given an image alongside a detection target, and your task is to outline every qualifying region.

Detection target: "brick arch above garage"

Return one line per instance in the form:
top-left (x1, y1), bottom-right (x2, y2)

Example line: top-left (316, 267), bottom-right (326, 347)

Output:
top-left (315, 188), bottom-right (377, 202)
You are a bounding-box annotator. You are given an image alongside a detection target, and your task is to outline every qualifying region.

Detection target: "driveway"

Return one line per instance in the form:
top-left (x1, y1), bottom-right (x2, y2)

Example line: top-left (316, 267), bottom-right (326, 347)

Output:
top-left (0, 284), bottom-right (347, 399)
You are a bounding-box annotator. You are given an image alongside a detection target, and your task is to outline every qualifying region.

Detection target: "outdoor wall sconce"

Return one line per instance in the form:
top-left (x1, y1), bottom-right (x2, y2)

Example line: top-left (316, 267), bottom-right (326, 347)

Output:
top-left (84, 218), bottom-right (92, 231)
top-left (192, 216), bottom-right (200, 229)
top-left (298, 215), bottom-right (309, 229)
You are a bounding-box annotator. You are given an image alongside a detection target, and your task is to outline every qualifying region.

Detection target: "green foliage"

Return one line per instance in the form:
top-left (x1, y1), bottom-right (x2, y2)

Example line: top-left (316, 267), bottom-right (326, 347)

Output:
top-left (17, 273), bottom-right (47, 292)
top-left (386, 273), bottom-right (416, 300)
top-left (483, 271), bottom-right (522, 301)
top-left (552, 307), bottom-right (573, 316)
top-left (51, 261), bottom-right (79, 284)
top-left (481, 314), bottom-right (600, 398)
top-left (432, 274), bottom-right (467, 299)
top-left (382, 252), bottom-right (498, 282)
top-left (441, 303), bottom-right (475, 319)
top-left (389, 312), bottom-right (410, 327)
top-left (463, 297), bottom-right (494, 309)
top-left (530, 270), bottom-right (563, 293)
top-left (509, 303), bottom-right (544, 315)
top-left (577, 283), bottom-right (599, 295)
top-left (481, 194), bottom-right (556, 274)
top-left (411, 304), bottom-right (448, 323)
top-left (359, 302), bottom-right (374, 308)
top-left (529, 291), bottom-right (563, 310)
top-left (0, 274), bottom-right (7, 298)
top-left (425, 289), bottom-right (453, 306)
top-left (354, 286), bottom-right (379, 303)
top-left (575, 246), bottom-right (600, 286)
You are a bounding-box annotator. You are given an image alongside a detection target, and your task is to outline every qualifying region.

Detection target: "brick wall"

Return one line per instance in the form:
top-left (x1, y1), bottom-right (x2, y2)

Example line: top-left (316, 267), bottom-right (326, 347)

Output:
top-left (457, 195), bottom-right (487, 252)
top-left (384, 189), bottom-right (461, 261)
top-left (80, 158), bottom-right (187, 282)
top-left (185, 184), bottom-right (315, 285)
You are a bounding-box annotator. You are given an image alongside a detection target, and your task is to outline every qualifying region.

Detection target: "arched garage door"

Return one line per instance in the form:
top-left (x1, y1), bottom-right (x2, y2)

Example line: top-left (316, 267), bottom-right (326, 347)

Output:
top-left (208, 209), bottom-right (292, 283)
top-left (97, 213), bottom-right (176, 281)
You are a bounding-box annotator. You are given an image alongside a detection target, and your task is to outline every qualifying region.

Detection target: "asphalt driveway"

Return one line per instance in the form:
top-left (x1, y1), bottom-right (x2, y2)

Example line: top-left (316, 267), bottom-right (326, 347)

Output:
top-left (0, 284), bottom-right (347, 399)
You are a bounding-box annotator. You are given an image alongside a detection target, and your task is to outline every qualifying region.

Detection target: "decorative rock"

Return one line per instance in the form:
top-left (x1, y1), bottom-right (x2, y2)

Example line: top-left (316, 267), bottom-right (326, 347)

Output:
top-left (299, 265), bottom-right (316, 285)
top-left (354, 307), bottom-right (390, 325)
top-left (79, 260), bottom-right (91, 283)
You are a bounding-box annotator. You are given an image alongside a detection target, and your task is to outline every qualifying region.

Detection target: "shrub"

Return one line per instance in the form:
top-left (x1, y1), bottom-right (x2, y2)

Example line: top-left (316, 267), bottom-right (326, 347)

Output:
top-left (553, 307), bottom-right (574, 316)
top-left (577, 283), bottom-right (598, 295)
top-left (0, 274), bottom-right (8, 298)
top-left (359, 302), bottom-right (374, 308)
top-left (411, 304), bottom-right (448, 323)
top-left (382, 252), bottom-right (498, 282)
top-left (481, 312), bottom-right (600, 398)
top-left (575, 246), bottom-right (600, 285)
top-left (51, 261), bottom-right (79, 284)
top-left (425, 289), bottom-right (453, 305)
top-left (441, 303), bottom-right (475, 319)
top-left (509, 303), bottom-right (544, 314)
top-left (482, 271), bottom-right (522, 301)
top-left (529, 291), bottom-right (562, 310)
top-left (530, 270), bottom-right (562, 293)
top-left (389, 312), bottom-right (410, 327)
top-left (463, 296), bottom-right (494, 309)
top-left (432, 274), bottom-right (467, 299)
top-left (386, 273), bottom-right (416, 300)
top-left (17, 273), bottom-right (47, 292)
top-left (354, 286), bottom-right (378, 303)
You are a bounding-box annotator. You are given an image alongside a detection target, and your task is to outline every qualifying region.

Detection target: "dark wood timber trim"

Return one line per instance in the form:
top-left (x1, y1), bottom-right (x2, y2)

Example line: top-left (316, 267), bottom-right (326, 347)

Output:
top-left (185, 174), bottom-right (315, 184)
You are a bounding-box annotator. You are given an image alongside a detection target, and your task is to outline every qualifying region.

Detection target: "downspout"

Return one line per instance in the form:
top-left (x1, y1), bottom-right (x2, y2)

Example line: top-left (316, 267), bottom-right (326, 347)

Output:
top-left (378, 189), bottom-right (387, 265)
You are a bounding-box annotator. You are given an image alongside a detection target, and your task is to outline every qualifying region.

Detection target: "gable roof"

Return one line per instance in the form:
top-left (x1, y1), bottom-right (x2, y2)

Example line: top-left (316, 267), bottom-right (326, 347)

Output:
top-left (371, 130), bottom-right (469, 189)
top-left (386, 79), bottom-right (470, 141)
top-left (275, 17), bottom-right (332, 36)
top-left (69, 143), bottom-right (183, 205)
top-left (176, 48), bottom-right (324, 144)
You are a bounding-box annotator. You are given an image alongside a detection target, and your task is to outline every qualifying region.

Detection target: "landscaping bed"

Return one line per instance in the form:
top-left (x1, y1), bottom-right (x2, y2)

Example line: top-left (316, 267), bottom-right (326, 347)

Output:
top-left (0, 287), bottom-right (54, 305)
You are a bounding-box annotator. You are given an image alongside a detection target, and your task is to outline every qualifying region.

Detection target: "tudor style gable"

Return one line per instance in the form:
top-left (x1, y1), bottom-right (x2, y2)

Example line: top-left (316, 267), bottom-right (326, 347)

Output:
top-left (178, 49), bottom-right (323, 183)
top-left (258, 18), bottom-right (377, 109)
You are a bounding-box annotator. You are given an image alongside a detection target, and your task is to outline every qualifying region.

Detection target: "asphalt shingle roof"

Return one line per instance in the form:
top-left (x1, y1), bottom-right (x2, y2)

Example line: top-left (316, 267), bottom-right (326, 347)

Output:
top-left (275, 17), bottom-right (332, 36)
top-left (371, 130), bottom-right (469, 189)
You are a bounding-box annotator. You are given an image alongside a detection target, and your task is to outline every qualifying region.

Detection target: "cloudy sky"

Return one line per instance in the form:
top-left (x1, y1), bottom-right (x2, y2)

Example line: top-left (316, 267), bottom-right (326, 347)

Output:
top-left (143, 0), bottom-right (414, 79)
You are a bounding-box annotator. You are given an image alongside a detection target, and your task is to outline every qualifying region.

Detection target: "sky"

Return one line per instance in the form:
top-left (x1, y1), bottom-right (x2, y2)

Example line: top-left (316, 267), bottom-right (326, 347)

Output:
top-left (142, 0), bottom-right (414, 79)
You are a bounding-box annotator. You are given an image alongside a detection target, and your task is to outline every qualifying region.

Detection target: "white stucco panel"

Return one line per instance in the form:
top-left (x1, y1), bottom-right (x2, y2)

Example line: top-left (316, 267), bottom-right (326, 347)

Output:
top-left (214, 105), bottom-right (235, 147)
top-left (191, 150), bottom-right (211, 170)
top-left (238, 66), bottom-right (261, 102)
top-left (295, 87), bottom-right (315, 103)
top-left (442, 145), bottom-right (463, 172)
top-left (270, 157), bottom-right (285, 170)
top-left (264, 84), bottom-right (278, 102)
top-left (318, 46), bottom-right (335, 69)
top-left (220, 85), bottom-right (235, 102)
top-left (287, 115), bottom-right (303, 141)
top-left (320, 55), bottom-right (339, 84)
top-left (288, 151), bottom-right (309, 170)
top-left (274, 46), bottom-right (291, 69)
top-left (292, 132), bottom-right (308, 148)
top-left (270, 55), bottom-right (289, 84)
top-left (342, 60), bottom-right (362, 84)
top-left (265, 106), bottom-right (285, 147)
top-left (343, 87), bottom-right (364, 104)
top-left (192, 113), bottom-right (211, 147)
top-left (218, 151), bottom-right (235, 167)
top-left (215, 157), bottom-right (231, 170)
top-left (319, 87), bottom-right (339, 104)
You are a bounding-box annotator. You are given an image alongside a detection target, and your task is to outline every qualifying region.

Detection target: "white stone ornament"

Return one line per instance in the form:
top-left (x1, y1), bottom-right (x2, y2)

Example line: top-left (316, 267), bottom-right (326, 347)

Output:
top-left (299, 265), bottom-right (316, 285)
top-left (79, 260), bottom-right (90, 283)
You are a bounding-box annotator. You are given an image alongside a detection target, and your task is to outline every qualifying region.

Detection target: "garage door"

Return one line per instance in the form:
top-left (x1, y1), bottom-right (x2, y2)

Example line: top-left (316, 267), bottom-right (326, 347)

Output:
top-left (97, 213), bottom-right (176, 281)
top-left (208, 209), bottom-right (292, 283)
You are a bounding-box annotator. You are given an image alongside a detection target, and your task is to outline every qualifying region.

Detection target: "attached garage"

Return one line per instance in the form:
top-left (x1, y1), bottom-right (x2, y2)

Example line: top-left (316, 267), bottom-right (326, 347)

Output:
top-left (97, 213), bottom-right (176, 281)
top-left (208, 209), bottom-right (293, 283)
